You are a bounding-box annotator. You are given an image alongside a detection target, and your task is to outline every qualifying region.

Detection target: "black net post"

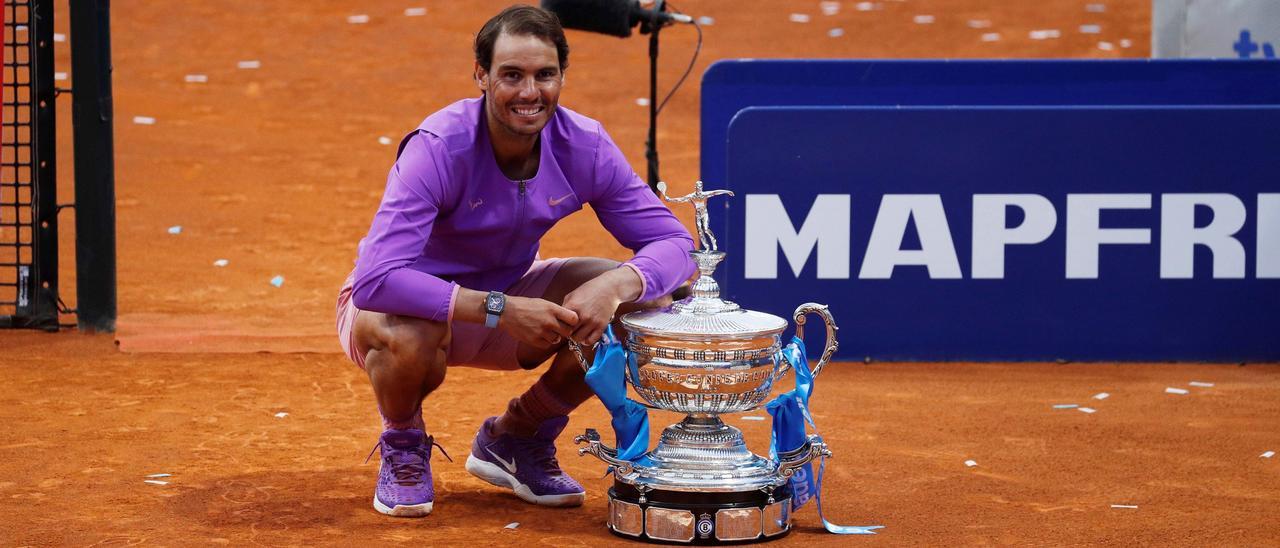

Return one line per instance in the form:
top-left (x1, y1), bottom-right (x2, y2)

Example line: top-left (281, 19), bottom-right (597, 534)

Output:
top-left (69, 0), bottom-right (114, 332)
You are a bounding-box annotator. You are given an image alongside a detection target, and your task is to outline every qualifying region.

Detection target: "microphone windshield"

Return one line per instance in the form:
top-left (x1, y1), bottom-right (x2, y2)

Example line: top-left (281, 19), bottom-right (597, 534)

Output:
top-left (542, 0), bottom-right (636, 38)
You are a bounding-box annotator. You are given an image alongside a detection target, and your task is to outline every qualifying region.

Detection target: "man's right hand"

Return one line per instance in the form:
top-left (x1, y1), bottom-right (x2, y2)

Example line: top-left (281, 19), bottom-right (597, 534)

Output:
top-left (500, 296), bottom-right (578, 348)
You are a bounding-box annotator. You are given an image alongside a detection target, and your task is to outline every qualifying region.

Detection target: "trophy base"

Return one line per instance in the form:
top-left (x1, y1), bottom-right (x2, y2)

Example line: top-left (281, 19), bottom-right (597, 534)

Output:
top-left (605, 480), bottom-right (792, 544)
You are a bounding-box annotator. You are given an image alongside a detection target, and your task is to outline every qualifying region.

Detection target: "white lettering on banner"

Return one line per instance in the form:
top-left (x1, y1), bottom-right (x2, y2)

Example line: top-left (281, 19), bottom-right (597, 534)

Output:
top-left (1160, 194), bottom-right (1246, 279)
top-left (1259, 194), bottom-right (1280, 278)
top-left (1066, 194), bottom-right (1153, 279)
top-left (972, 194), bottom-right (1058, 279)
top-left (859, 195), bottom-right (962, 279)
top-left (742, 193), bottom-right (1279, 280)
top-left (744, 194), bottom-right (850, 279)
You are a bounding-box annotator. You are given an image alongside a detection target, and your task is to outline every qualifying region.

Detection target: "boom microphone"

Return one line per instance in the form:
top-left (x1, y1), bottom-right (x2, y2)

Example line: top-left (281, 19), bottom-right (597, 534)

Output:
top-left (541, 0), bottom-right (693, 38)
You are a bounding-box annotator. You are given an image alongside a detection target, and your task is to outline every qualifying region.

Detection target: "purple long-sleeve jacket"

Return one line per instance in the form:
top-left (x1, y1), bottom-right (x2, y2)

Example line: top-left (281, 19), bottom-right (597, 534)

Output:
top-left (350, 98), bottom-right (696, 322)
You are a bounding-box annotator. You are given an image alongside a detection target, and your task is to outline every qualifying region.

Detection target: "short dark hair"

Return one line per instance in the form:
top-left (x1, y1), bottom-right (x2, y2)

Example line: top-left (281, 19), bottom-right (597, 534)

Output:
top-left (475, 4), bottom-right (570, 72)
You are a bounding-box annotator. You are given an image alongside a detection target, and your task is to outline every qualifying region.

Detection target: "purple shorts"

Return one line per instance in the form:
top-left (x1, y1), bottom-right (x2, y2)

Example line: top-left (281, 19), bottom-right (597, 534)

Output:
top-left (336, 258), bottom-right (568, 371)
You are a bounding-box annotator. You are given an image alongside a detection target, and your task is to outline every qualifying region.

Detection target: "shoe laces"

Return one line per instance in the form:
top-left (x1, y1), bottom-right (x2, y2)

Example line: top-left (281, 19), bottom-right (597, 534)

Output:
top-left (365, 435), bottom-right (452, 486)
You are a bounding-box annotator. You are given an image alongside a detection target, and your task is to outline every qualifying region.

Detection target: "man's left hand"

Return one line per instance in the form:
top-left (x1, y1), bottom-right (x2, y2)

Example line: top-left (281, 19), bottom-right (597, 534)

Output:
top-left (562, 267), bottom-right (643, 346)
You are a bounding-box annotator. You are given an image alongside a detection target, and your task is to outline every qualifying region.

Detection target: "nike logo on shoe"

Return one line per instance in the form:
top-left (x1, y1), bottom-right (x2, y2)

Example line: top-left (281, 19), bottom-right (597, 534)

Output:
top-left (470, 198), bottom-right (484, 210)
top-left (547, 194), bottom-right (572, 207)
top-left (486, 447), bottom-right (517, 474)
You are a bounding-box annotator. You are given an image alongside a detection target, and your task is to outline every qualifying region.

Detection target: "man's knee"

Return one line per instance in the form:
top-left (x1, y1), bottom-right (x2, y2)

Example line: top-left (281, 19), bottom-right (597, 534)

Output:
top-left (357, 312), bottom-right (449, 370)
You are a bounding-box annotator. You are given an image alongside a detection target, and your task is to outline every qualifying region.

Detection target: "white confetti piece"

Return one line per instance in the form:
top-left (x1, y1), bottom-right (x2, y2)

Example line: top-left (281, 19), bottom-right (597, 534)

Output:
top-left (1110, 504), bottom-right (1137, 509)
top-left (145, 473), bottom-right (171, 478)
top-left (789, 13), bottom-right (811, 23)
top-left (981, 33), bottom-right (1001, 42)
top-left (144, 480), bottom-right (169, 486)
top-left (1030, 29), bottom-right (1061, 40)
top-left (274, 412), bottom-right (289, 418)
top-left (54, 33), bottom-right (66, 42)
top-left (967, 19), bottom-right (992, 29)
top-left (1098, 41), bottom-right (1115, 51)
top-left (505, 522), bottom-right (520, 530)
top-left (378, 136), bottom-right (393, 145)
top-left (1189, 381), bottom-right (1214, 388)
top-left (820, 1), bottom-right (840, 16)
top-left (1165, 387), bottom-right (1189, 395)
top-left (1261, 451), bottom-right (1275, 458)
top-left (1053, 404), bottom-right (1078, 409)
top-left (167, 225), bottom-right (182, 235)
top-left (55, 72), bottom-right (67, 81)
top-left (828, 28), bottom-right (845, 38)
top-left (133, 116), bottom-right (156, 125)
top-left (347, 14), bottom-right (370, 24)
top-left (740, 416), bottom-right (766, 421)
top-left (184, 74), bottom-right (208, 83)
top-left (404, 7), bottom-right (427, 17)
top-left (15, 25), bottom-right (26, 32)
top-left (913, 15), bottom-right (935, 24)
top-left (213, 259), bottom-right (229, 267)
top-left (1079, 24), bottom-right (1101, 34)
top-left (1120, 39), bottom-right (1132, 48)
top-left (635, 97), bottom-right (650, 107)
top-left (1086, 3), bottom-right (1107, 13)
top-left (964, 460), bottom-right (978, 467)
top-left (1078, 407), bottom-right (1097, 414)
top-left (237, 60), bottom-right (261, 69)
top-left (1093, 392), bottom-right (1110, 400)
top-left (270, 275), bottom-right (285, 288)
top-left (855, 2), bottom-right (879, 11)
top-left (697, 16), bottom-right (714, 25)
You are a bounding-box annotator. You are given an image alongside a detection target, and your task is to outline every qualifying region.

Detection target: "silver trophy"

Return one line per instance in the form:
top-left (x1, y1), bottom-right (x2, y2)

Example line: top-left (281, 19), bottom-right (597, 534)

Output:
top-left (570, 181), bottom-right (838, 544)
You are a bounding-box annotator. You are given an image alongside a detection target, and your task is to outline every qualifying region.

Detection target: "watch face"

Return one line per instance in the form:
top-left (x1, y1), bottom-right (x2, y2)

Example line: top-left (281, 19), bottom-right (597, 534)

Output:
top-left (487, 294), bottom-right (503, 313)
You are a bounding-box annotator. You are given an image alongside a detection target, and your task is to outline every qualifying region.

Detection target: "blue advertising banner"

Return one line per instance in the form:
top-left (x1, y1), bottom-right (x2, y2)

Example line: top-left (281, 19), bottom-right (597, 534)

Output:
top-left (719, 106), bottom-right (1280, 361)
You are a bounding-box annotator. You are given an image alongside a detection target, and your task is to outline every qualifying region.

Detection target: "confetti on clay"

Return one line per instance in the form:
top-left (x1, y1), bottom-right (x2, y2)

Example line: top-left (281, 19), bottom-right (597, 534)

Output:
top-left (635, 97), bottom-right (650, 106)
top-left (505, 523), bottom-right (520, 529)
top-left (964, 460), bottom-right (978, 467)
top-left (238, 60), bottom-right (261, 69)
top-left (1189, 381), bottom-right (1214, 388)
top-left (697, 16), bottom-right (714, 25)
top-left (55, 72), bottom-right (67, 81)
top-left (821, 1), bottom-right (840, 16)
top-left (1086, 3), bottom-right (1107, 13)
top-left (213, 259), bottom-right (229, 267)
top-left (270, 275), bottom-right (285, 288)
top-left (184, 74), bottom-right (208, 83)
top-left (828, 28), bottom-right (845, 38)
top-left (1165, 387), bottom-right (1189, 395)
top-left (1030, 29), bottom-right (1061, 40)
top-left (1098, 41), bottom-right (1115, 51)
top-left (1080, 24), bottom-right (1101, 34)
top-left (1261, 451), bottom-right (1274, 459)
top-left (404, 7), bottom-right (427, 16)
top-left (144, 480), bottom-right (169, 486)
top-left (167, 225), bottom-right (182, 235)
top-left (1078, 407), bottom-right (1097, 414)
top-left (740, 416), bottom-right (766, 421)
top-left (134, 116), bottom-right (156, 125)
top-left (275, 412), bottom-right (289, 418)
top-left (378, 136), bottom-right (393, 145)
top-left (1111, 504), bottom-right (1138, 509)
top-left (1053, 404), bottom-right (1079, 409)
top-left (981, 33), bottom-right (1001, 42)
top-left (913, 15), bottom-right (935, 24)
top-left (968, 19), bottom-right (992, 29)
top-left (789, 13), bottom-right (811, 23)
top-left (145, 473), bottom-right (171, 478)
top-left (347, 14), bottom-right (370, 24)
top-left (1094, 392), bottom-right (1110, 400)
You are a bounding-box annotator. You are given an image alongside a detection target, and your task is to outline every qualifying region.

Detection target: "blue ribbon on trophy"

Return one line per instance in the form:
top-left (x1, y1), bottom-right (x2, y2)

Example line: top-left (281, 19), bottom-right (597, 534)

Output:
top-left (766, 335), bottom-right (884, 535)
top-left (584, 325), bottom-right (651, 464)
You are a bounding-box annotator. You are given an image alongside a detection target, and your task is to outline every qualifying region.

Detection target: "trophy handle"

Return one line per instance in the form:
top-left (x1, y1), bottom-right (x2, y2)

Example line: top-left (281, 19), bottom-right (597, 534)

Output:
top-left (791, 303), bottom-right (839, 378)
top-left (574, 428), bottom-right (636, 476)
top-left (774, 434), bottom-right (831, 482)
top-left (566, 339), bottom-right (594, 372)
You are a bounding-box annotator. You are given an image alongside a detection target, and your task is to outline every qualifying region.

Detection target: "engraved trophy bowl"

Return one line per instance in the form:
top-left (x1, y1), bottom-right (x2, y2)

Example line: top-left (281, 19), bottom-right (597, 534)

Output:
top-left (572, 182), bottom-right (839, 545)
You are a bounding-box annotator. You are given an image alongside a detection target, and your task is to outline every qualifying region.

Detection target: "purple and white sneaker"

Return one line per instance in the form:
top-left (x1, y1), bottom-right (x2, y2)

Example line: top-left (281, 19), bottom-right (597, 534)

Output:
top-left (464, 416), bottom-right (586, 507)
top-left (369, 428), bottom-right (449, 517)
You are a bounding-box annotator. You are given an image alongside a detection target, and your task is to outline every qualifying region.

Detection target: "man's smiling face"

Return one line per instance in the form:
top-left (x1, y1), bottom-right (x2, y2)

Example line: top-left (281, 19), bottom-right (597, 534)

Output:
top-left (476, 32), bottom-right (564, 139)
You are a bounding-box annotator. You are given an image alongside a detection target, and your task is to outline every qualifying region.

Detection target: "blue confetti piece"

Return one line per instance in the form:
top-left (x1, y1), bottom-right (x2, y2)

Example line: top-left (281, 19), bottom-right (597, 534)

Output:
top-left (167, 225), bottom-right (182, 235)
top-left (270, 275), bottom-right (285, 288)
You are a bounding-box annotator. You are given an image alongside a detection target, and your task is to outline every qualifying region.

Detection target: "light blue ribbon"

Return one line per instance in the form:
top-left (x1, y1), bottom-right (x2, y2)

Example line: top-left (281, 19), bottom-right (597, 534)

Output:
top-left (583, 326), bottom-right (650, 462)
top-left (766, 335), bottom-right (884, 535)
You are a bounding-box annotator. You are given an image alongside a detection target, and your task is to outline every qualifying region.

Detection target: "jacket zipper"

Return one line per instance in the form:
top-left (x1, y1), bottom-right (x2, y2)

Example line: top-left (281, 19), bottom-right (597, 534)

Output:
top-left (499, 180), bottom-right (527, 263)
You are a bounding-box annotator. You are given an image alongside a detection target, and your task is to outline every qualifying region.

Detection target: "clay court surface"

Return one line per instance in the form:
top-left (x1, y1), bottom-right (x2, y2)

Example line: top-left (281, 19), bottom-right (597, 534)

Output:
top-left (2, 0), bottom-right (1277, 545)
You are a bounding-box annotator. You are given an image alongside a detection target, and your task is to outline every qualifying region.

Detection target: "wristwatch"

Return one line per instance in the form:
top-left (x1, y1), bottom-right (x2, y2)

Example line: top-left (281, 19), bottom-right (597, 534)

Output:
top-left (484, 291), bottom-right (506, 328)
